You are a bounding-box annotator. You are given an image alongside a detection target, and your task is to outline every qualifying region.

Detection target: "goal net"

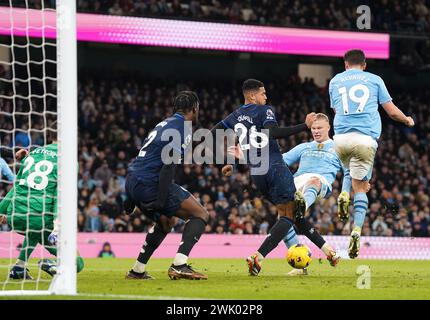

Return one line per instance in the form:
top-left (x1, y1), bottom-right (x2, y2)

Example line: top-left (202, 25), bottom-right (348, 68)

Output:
top-left (0, 0), bottom-right (77, 295)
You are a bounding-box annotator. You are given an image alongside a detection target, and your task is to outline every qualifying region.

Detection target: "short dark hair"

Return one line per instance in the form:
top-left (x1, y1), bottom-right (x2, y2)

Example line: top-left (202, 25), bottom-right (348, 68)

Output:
top-left (173, 91), bottom-right (199, 113)
top-left (242, 79), bottom-right (264, 94)
top-left (344, 49), bottom-right (366, 65)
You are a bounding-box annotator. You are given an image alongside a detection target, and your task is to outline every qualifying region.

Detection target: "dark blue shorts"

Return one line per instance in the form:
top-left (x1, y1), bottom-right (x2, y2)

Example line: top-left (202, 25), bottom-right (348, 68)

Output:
top-left (251, 163), bottom-right (296, 205)
top-left (125, 174), bottom-right (191, 219)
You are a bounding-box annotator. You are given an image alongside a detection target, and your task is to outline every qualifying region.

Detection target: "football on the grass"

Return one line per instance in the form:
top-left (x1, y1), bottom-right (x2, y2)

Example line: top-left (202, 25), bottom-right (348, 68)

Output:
top-left (287, 244), bottom-right (312, 269)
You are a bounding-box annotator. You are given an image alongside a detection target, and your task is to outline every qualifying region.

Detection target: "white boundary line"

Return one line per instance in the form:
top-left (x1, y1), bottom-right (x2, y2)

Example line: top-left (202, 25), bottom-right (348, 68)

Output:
top-left (0, 292), bottom-right (213, 300)
top-left (76, 293), bottom-right (212, 300)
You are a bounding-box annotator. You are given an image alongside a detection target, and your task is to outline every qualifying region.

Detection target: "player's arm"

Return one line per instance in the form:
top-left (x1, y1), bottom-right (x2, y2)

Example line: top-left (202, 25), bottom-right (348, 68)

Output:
top-left (378, 77), bottom-right (414, 127)
top-left (382, 101), bottom-right (414, 127)
top-left (0, 148), bottom-right (28, 184)
top-left (282, 144), bottom-right (303, 167)
top-left (264, 113), bottom-right (316, 139)
top-left (1, 147), bottom-right (29, 159)
top-left (15, 149), bottom-right (28, 161)
top-left (328, 79), bottom-right (336, 113)
top-left (211, 121), bottom-right (237, 161)
top-left (210, 121), bottom-right (227, 133)
top-left (0, 186), bottom-right (14, 216)
top-left (198, 121), bottom-right (227, 163)
top-left (209, 121), bottom-right (238, 176)
top-left (0, 162), bottom-right (23, 219)
top-left (209, 121), bottom-right (228, 162)
top-left (0, 157), bottom-right (15, 182)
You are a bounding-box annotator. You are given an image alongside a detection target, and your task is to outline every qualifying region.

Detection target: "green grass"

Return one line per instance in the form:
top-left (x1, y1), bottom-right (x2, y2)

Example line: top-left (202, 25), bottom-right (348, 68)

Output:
top-left (0, 258), bottom-right (430, 299)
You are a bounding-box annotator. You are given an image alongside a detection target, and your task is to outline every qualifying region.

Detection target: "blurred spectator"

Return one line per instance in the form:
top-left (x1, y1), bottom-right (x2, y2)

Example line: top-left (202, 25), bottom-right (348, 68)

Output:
top-left (84, 198), bottom-right (101, 232)
top-left (108, 1), bottom-right (124, 15)
top-left (98, 242), bottom-right (116, 258)
top-left (14, 130), bottom-right (30, 148)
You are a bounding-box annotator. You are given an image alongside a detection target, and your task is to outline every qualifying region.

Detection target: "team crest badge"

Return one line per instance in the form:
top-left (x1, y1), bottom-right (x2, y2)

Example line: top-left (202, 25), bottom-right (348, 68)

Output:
top-left (266, 109), bottom-right (275, 120)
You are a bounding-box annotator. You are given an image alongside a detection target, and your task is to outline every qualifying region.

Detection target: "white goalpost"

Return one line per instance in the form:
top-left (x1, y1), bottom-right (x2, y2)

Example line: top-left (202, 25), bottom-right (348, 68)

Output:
top-left (50, 0), bottom-right (78, 296)
top-left (0, 0), bottom-right (77, 296)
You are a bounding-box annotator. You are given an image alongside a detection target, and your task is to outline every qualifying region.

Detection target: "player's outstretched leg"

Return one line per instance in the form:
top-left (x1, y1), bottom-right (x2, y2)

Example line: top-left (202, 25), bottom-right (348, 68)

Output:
top-left (297, 178), bottom-right (321, 218)
top-left (38, 230), bottom-right (85, 277)
top-left (247, 202), bottom-right (296, 276)
top-left (38, 231), bottom-right (58, 276)
top-left (168, 196), bottom-right (209, 280)
top-left (9, 264), bottom-right (33, 280)
top-left (9, 232), bottom-right (39, 280)
top-left (295, 217), bottom-right (340, 267)
top-left (297, 179), bottom-right (340, 265)
top-left (349, 179), bottom-right (369, 259)
top-left (38, 256), bottom-right (84, 277)
top-left (294, 191), bottom-right (306, 219)
top-left (295, 177), bottom-right (322, 220)
top-left (38, 259), bottom-right (57, 276)
top-left (283, 218), bottom-right (340, 270)
top-left (126, 217), bottom-right (174, 280)
top-left (338, 168), bottom-right (352, 222)
top-left (9, 235), bottom-right (34, 280)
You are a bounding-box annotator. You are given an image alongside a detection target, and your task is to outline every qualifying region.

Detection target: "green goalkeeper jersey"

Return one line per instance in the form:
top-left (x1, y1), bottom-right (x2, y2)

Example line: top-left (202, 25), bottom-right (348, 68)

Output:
top-left (0, 143), bottom-right (58, 220)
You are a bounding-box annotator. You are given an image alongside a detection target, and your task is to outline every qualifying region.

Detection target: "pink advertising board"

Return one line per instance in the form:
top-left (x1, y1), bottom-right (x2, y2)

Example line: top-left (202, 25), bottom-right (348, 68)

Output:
top-left (0, 7), bottom-right (389, 59)
top-left (0, 233), bottom-right (429, 260)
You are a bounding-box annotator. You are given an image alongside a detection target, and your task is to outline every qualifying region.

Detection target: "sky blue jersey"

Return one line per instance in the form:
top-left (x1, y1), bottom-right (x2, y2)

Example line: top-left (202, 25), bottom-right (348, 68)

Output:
top-left (282, 139), bottom-right (343, 189)
top-left (329, 69), bottom-right (392, 140)
top-left (0, 156), bottom-right (14, 182)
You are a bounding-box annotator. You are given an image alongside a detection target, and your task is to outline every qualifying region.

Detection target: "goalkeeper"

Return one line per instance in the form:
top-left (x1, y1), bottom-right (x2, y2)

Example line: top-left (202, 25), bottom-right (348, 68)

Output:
top-left (0, 129), bottom-right (84, 280)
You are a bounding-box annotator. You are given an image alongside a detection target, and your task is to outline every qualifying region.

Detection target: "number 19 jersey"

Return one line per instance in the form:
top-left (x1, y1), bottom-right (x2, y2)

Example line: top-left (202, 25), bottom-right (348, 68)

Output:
top-left (329, 69), bottom-right (392, 140)
top-left (8, 143), bottom-right (58, 216)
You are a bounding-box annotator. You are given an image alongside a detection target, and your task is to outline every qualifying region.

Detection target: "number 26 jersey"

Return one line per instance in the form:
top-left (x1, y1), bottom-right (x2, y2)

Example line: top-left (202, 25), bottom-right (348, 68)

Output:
top-left (221, 104), bottom-right (284, 166)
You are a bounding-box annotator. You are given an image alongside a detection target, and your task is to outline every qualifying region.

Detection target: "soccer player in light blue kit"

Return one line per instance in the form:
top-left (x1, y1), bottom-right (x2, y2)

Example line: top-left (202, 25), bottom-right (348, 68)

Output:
top-left (329, 49), bottom-right (414, 258)
top-left (282, 113), bottom-right (351, 275)
top-left (0, 156), bottom-right (15, 182)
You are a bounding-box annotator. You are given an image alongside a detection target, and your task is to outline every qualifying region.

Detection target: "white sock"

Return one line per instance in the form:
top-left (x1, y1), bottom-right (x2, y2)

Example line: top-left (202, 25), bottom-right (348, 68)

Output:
top-left (173, 253), bottom-right (188, 266)
top-left (256, 251), bottom-right (264, 262)
top-left (15, 259), bottom-right (25, 267)
top-left (321, 243), bottom-right (333, 256)
top-left (132, 261), bottom-right (146, 273)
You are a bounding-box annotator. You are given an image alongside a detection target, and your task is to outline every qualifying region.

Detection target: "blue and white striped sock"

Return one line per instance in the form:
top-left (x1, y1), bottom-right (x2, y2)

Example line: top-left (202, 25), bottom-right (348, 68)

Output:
top-left (283, 227), bottom-right (299, 248)
top-left (353, 192), bottom-right (368, 231)
top-left (303, 187), bottom-right (318, 211)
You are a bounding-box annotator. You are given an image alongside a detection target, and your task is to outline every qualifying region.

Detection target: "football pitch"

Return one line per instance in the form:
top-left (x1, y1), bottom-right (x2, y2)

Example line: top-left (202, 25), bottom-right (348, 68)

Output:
top-left (0, 258), bottom-right (429, 300)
